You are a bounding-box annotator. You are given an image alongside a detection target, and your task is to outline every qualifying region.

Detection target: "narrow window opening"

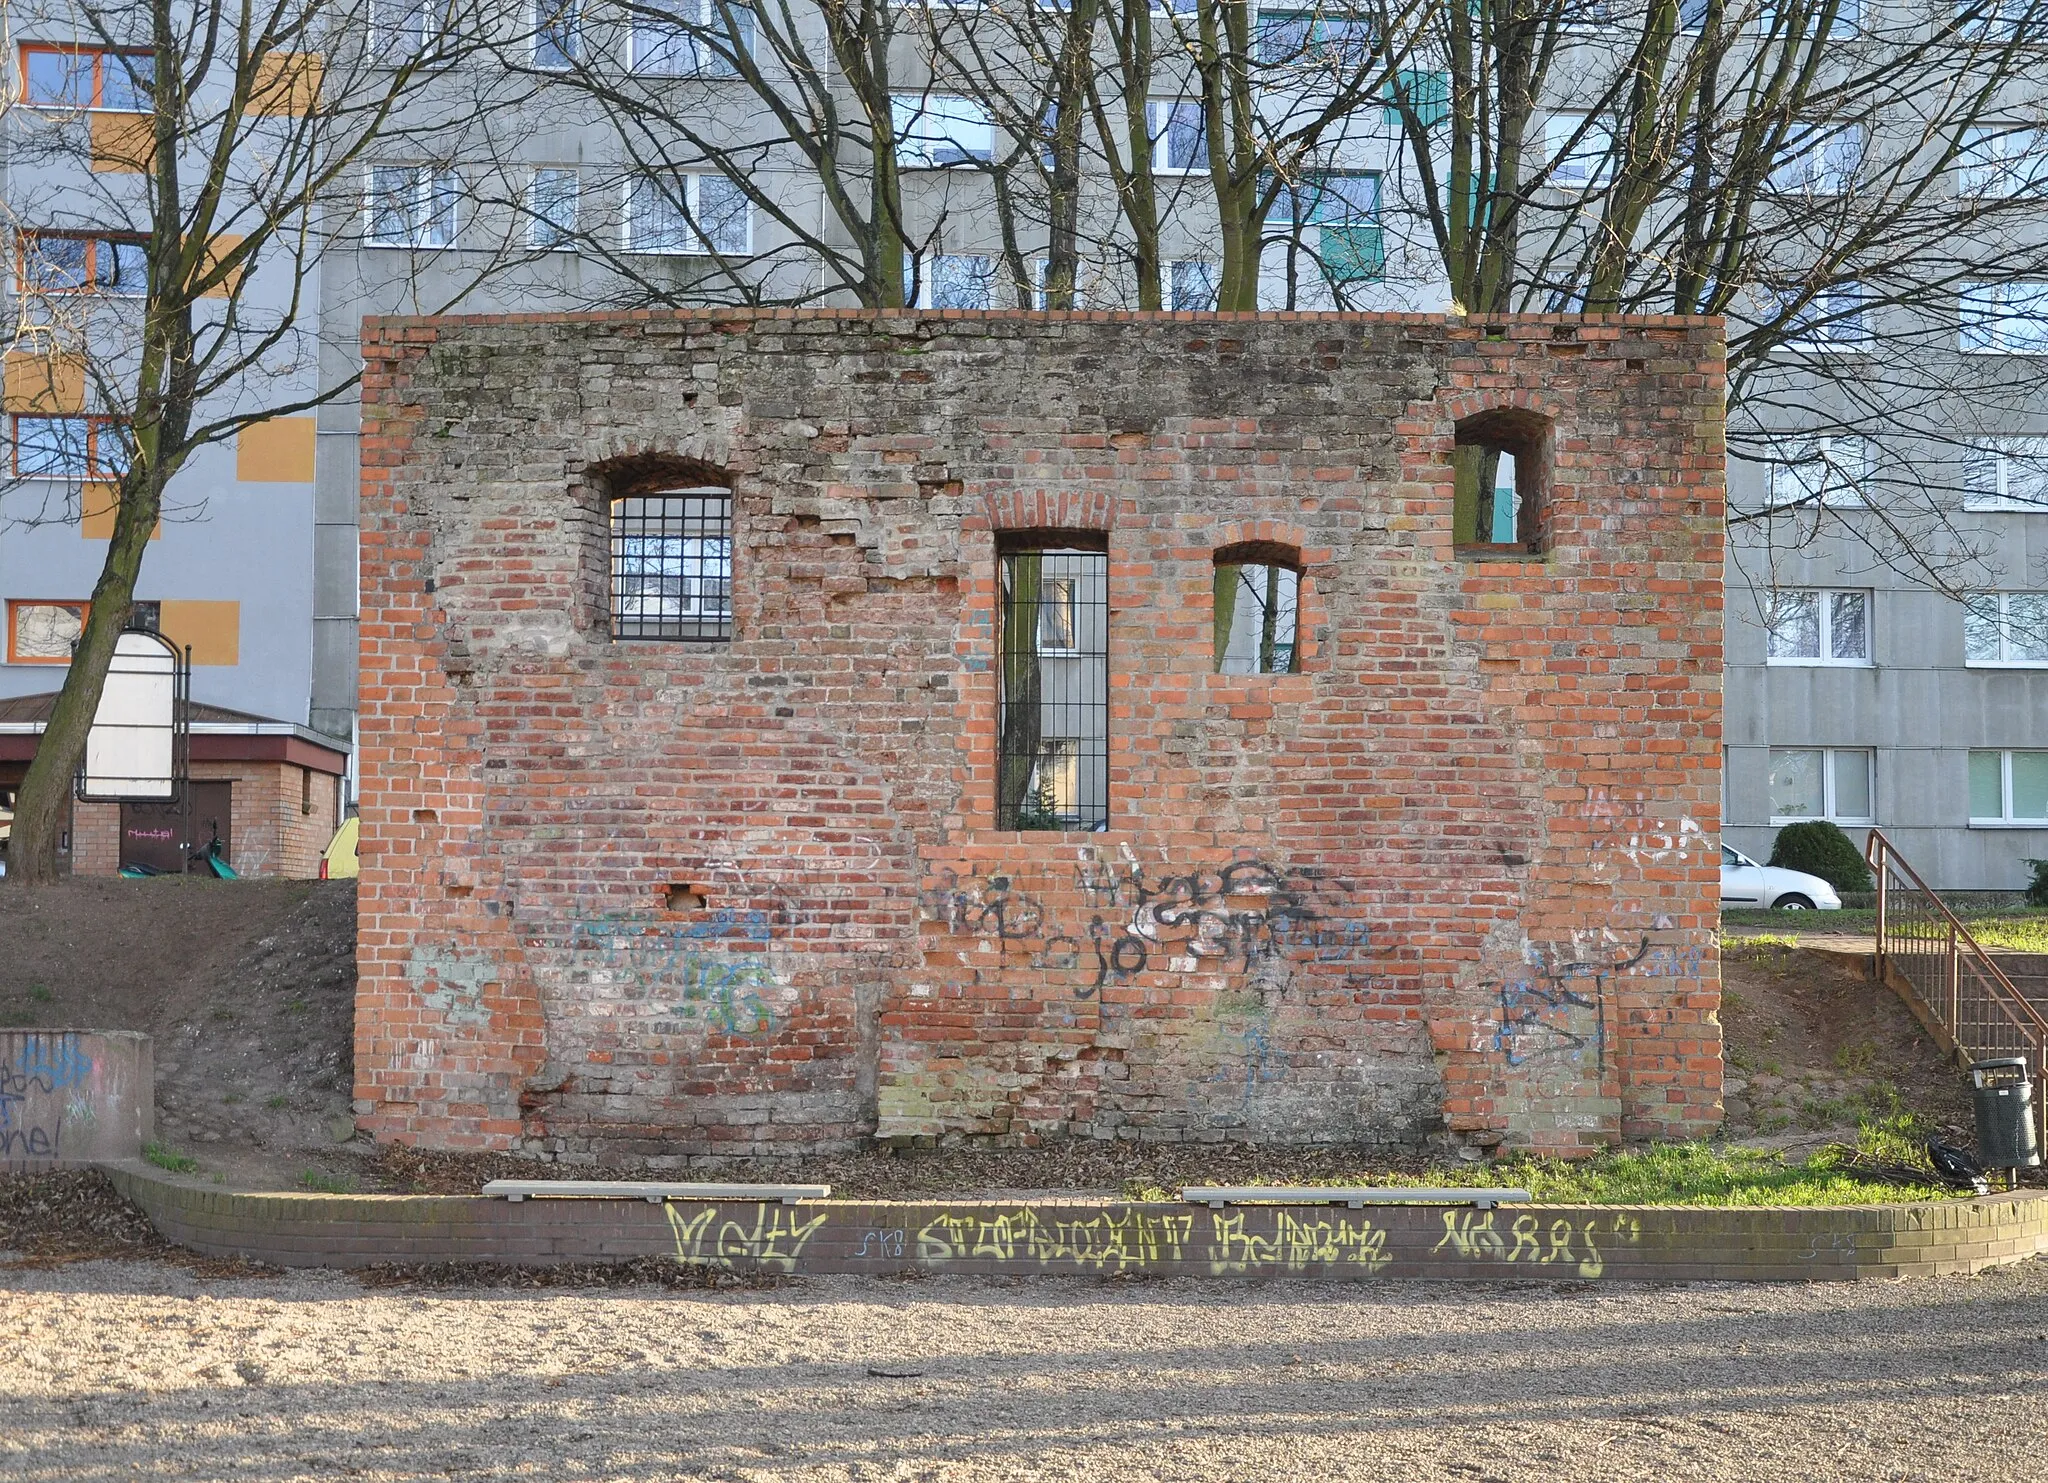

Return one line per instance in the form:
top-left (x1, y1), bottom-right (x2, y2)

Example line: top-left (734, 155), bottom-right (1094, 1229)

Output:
top-left (611, 488), bottom-right (734, 641)
top-left (1213, 544), bottom-right (1302, 674)
top-left (998, 538), bottom-right (1107, 830)
top-left (1452, 408), bottom-right (1552, 553)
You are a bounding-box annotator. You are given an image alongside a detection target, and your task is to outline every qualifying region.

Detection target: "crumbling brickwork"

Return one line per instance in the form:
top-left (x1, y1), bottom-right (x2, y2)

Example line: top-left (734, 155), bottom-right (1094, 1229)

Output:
top-left (356, 309), bottom-right (1725, 1160)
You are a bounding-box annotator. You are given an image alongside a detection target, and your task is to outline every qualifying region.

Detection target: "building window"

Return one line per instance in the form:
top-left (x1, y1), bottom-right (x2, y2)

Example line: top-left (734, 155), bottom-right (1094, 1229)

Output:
top-left (1779, 282), bottom-right (1869, 350)
top-left (893, 95), bottom-right (995, 168)
top-left (5, 599), bottom-right (87, 664)
top-left (910, 253), bottom-right (997, 309)
top-left (610, 490), bottom-right (733, 642)
top-left (1213, 548), bottom-right (1301, 674)
top-left (1149, 99), bottom-right (1207, 174)
top-left (20, 46), bottom-right (151, 109)
top-left (17, 233), bottom-right (146, 296)
top-left (1766, 434), bottom-right (1867, 507)
top-left (1767, 124), bottom-right (1863, 195)
top-left (1962, 439), bottom-right (2048, 511)
top-left (369, 0), bottom-right (451, 59)
top-left (1545, 113), bottom-right (1615, 188)
top-left (1452, 407), bottom-right (1551, 550)
top-left (1958, 0), bottom-right (2032, 41)
top-left (998, 542), bottom-right (1107, 830)
top-left (1273, 172), bottom-right (1383, 285)
top-left (622, 173), bottom-right (750, 255)
top-left (1964, 592), bottom-right (2048, 666)
top-left (1382, 69), bottom-right (1450, 127)
top-left (1958, 126), bottom-right (2048, 198)
top-left (1971, 750), bottom-right (2048, 825)
top-left (1961, 282), bottom-right (2048, 355)
top-left (1169, 259), bottom-right (1219, 311)
top-left (1255, 8), bottom-right (1373, 65)
top-left (127, 599), bottom-right (159, 631)
top-left (1766, 589), bottom-right (1870, 665)
top-left (1769, 747), bottom-right (1874, 825)
top-left (527, 168), bottom-right (579, 250)
top-left (534, 0), bottom-right (580, 67)
top-left (1758, 0), bottom-right (1858, 34)
top-left (632, 0), bottom-right (752, 76)
top-left (12, 416), bottom-right (125, 478)
top-left (365, 166), bottom-right (460, 249)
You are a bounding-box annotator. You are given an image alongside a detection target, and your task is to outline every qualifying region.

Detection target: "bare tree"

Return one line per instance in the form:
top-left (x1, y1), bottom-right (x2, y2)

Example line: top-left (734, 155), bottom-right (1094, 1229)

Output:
top-left (0, 0), bottom-right (509, 883)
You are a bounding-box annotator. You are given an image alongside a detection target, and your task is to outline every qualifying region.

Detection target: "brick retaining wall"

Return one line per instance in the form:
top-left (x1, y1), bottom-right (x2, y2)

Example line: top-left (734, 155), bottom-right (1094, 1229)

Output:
top-left (100, 1162), bottom-right (2048, 1282)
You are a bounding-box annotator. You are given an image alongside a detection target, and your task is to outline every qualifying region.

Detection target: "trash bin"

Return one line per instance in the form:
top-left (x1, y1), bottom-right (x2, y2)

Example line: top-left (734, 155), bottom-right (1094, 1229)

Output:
top-left (1970, 1058), bottom-right (2041, 1171)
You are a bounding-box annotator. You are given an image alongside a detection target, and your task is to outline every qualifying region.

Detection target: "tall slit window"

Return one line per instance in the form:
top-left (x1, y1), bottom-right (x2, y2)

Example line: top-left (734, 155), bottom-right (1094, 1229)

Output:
top-left (998, 542), bottom-right (1107, 830)
top-left (611, 489), bottom-right (733, 641)
top-left (1213, 547), bottom-right (1301, 674)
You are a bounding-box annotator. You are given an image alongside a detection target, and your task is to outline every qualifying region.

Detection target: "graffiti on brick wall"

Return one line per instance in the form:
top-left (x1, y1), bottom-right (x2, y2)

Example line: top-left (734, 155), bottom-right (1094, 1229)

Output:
top-left (646, 1201), bottom-right (1645, 1279)
top-left (920, 846), bottom-right (1375, 997)
top-left (517, 914), bottom-right (793, 1038)
top-left (1584, 787), bottom-right (1710, 879)
top-left (666, 1201), bottom-right (827, 1272)
top-left (0, 1032), bottom-right (93, 1159)
top-left (406, 945), bottom-right (499, 1028)
top-left (1432, 1210), bottom-right (1643, 1279)
top-left (1487, 929), bottom-right (1711, 1071)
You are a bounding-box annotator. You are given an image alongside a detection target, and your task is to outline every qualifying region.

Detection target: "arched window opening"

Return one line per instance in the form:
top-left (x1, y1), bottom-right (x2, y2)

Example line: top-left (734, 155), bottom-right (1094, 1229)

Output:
top-left (997, 531), bottom-right (1108, 830)
top-left (610, 487), bottom-right (733, 641)
top-left (1452, 408), bottom-right (1552, 553)
top-left (1212, 543), bottom-right (1302, 674)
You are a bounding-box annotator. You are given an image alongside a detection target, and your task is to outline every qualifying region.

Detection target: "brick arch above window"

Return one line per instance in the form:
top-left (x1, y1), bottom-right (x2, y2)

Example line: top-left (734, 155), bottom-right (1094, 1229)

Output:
top-left (975, 486), bottom-right (1116, 537)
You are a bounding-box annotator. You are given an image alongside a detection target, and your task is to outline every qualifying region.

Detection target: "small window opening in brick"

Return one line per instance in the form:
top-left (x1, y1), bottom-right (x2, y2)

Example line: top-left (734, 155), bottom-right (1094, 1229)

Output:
top-left (1452, 408), bottom-right (1552, 553)
top-left (997, 533), bottom-right (1108, 831)
top-left (412, 808), bottom-right (437, 823)
top-left (301, 766), bottom-right (314, 816)
top-left (611, 488), bottom-right (734, 642)
top-left (666, 883), bottom-right (707, 911)
top-left (1212, 544), bottom-right (1302, 675)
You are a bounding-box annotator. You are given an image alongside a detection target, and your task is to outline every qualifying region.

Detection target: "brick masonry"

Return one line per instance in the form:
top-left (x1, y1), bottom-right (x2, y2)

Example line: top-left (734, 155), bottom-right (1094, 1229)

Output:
top-left (355, 309), bottom-right (1725, 1160)
top-left (73, 759), bottom-right (341, 879)
top-left (100, 1163), bottom-right (2048, 1283)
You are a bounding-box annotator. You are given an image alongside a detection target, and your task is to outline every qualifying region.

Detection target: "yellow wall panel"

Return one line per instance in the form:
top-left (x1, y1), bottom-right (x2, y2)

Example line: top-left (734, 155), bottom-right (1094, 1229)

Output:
top-left (236, 417), bottom-right (317, 482)
top-left (3, 351), bottom-right (86, 414)
top-left (245, 53), bottom-right (323, 116)
top-left (201, 235), bottom-right (247, 299)
top-left (90, 111), bottom-right (153, 173)
top-left (79, 483), bottom-right (160, 541)
top-left (158, 600), bottom-right (240, 666)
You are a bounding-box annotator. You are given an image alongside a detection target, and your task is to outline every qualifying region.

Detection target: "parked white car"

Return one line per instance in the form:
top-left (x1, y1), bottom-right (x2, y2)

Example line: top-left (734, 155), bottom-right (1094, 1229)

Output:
top-left (1720, 845), bottom-right (1842, 910)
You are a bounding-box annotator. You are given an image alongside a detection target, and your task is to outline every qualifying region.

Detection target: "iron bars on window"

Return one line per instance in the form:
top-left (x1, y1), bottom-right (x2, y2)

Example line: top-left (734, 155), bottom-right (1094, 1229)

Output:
top-left (611, 490), bottom-right (734, 642)
top-left (998, 545), bottom-right (1108, 830)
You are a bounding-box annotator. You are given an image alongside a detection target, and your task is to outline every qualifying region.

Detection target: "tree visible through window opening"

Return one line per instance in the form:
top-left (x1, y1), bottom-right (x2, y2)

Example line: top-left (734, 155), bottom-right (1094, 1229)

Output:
top-left (1213, 555), bottom-right (1301, 674)
top-left (1453, 409), bottom-right (1550, 550)
top-left (610, 490), bottom-right (733, 641)
top-left (998, 545), bottom-right (1107, 830)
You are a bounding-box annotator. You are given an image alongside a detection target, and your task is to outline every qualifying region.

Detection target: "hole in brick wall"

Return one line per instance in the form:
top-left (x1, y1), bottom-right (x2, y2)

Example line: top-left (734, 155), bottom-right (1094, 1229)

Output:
top-left (412, 809), bottom-right (438, 824)
top-left (1627, 357), bottom-right (1647, 370)
top-left (666, 884), bottom-right (708, 911)
top-left (831, 532), bottom-right (856, 546)
top-left (1452, 407), bottom-right (1553, 554)
top-left (1212, 542), bottom-right (1303, 675)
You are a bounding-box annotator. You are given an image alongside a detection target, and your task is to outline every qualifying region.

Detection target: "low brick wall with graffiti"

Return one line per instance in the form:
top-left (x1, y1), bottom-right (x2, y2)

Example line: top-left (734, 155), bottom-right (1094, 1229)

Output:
top-left (357, 309), bottom-right (1725, 1159)
top-left (99, 1167), bottom-right (2048, 1283)
top-left (1, 1032), bottom-right (153, 1167)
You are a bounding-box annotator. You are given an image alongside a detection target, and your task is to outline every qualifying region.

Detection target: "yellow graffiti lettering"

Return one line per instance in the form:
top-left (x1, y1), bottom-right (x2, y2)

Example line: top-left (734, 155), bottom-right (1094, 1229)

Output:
top-left (1508, 1214), bottom-right (1542, 1263)
top-left (712, 1207), bottom-right (829, 1272)
top-left (664, 1205), bottom-right (717, 1266)
top-left (1432, 1209), bottom-right (1508, 1259)
top-left (1548, 1219), bottom-right (1574, 1265)
top-left (1207, 1210), bottom-right (1391, 1276)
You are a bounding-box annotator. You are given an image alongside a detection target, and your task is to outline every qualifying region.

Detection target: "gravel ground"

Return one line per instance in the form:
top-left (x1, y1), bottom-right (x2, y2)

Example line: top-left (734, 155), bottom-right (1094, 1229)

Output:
top-left (5, 1259), bottom-right (2048, 1481)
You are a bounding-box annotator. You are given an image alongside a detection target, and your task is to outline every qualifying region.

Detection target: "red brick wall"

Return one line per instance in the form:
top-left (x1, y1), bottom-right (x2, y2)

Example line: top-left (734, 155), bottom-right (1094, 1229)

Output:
top-left (356, 309), bottom-right (1725, 1160)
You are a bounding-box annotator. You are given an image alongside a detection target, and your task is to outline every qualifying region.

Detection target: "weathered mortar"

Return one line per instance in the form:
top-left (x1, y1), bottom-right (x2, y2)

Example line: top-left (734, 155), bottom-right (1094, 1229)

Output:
top-left (355, 309), bottom-right (1726, 1161)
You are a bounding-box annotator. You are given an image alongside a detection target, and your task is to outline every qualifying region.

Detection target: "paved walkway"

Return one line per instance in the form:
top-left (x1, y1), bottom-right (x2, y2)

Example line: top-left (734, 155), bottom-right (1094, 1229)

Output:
top-left (4, 1257), bottom-right (2046, 1481)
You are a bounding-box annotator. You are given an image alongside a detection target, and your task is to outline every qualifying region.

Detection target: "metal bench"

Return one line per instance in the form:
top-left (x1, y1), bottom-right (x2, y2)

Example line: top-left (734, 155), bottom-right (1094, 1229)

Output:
top-left (481, 1180), bottom-right (831, 1205)
top-left (1182, 1185), bottom-right (1532, 1211)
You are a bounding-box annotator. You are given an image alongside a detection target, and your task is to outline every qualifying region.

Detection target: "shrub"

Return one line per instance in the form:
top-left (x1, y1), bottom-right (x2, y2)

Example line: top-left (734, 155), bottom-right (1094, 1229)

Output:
top-left (2023, 859), bottom-right (2048, 908)
top-left (1767, 820), bottom-right (1873, 894)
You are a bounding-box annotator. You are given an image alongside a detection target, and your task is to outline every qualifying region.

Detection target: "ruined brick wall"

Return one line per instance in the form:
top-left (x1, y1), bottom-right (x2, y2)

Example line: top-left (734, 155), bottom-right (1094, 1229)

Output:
top-left (356, 310), bottom-right (1725, 1161)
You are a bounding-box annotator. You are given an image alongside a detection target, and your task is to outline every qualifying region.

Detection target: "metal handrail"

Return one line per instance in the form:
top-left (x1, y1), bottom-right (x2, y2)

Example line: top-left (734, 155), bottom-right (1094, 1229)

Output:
top-left (1866, 828), bottom-right (2048, 1149)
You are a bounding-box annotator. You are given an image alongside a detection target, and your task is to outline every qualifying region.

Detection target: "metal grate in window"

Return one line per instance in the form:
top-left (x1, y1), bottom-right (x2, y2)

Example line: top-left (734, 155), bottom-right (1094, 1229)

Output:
top-left (611, 489), bottom-right (733, 641)
top-left (998, 546), bottom-right (1108, 830)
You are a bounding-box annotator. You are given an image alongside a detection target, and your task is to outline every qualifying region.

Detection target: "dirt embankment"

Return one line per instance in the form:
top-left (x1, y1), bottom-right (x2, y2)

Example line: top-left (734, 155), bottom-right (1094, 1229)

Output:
top-left (0, 881), bottom-right (1982, 1192)
top-left (0, 878), bottom-right (357, 1187)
